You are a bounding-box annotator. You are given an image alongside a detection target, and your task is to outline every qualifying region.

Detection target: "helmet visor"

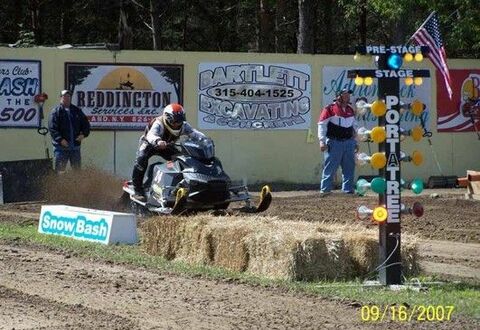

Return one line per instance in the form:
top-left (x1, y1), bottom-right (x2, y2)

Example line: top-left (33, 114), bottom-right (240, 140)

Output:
top-left (167, 112), bottom-right (185, 127)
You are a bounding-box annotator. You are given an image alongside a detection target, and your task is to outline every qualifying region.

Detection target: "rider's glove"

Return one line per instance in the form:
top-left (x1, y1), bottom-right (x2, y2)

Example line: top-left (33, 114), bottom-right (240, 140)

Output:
top-left (156, 140), bottom-right (167, 149)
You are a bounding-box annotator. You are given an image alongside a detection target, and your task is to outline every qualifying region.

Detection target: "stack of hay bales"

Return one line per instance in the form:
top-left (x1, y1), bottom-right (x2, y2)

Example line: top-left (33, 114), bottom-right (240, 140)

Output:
top-left (142, 215), bottom-right (419, 281)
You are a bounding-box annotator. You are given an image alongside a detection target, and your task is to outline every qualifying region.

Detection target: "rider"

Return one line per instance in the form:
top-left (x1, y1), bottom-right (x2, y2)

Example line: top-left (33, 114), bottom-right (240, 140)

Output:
top-left (131, 103), bottom-right (206, 201)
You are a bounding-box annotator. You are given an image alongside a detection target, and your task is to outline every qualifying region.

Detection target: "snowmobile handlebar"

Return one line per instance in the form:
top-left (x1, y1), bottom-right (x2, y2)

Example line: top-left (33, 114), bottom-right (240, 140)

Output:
top-left (154, 140), bottom-right (180, 150)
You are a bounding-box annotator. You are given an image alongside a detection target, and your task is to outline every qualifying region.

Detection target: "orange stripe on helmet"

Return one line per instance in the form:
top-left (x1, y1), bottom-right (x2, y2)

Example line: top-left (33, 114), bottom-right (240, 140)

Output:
top-left (170, 103), bottom-right (184, 113)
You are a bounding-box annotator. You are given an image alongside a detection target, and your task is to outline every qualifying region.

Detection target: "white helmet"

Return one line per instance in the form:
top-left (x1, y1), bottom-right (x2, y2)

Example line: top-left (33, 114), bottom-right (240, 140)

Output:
top-left (163, 103), bottom-right (186, 136)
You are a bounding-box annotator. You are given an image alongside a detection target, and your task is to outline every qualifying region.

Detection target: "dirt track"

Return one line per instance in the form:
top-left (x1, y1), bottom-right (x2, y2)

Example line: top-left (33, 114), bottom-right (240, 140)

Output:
top-left (0, 244), bottom-right (478, 329)
top-left (0, 184), bottom-right (479, 328)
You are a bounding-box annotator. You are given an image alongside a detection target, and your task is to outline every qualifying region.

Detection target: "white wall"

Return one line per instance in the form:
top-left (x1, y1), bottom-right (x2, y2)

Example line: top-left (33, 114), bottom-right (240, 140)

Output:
top-left (1, 47), bottom-right (479, 184)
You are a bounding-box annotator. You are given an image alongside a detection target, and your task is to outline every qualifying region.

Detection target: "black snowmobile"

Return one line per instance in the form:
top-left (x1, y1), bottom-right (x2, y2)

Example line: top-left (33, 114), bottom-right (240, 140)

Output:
top-left (121, 136), bottom-right (272, 215)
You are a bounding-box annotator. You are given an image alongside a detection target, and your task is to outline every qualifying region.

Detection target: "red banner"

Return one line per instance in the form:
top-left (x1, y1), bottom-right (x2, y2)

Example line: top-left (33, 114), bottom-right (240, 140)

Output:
top-left (437, 69), bottom-right (480, 132)
top-left (87, 115), bottom-right (156, 123)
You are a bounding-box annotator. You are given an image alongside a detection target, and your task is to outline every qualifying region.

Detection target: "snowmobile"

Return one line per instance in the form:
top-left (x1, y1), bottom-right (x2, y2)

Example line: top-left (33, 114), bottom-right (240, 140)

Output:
top-left (121, 136), bottom-right (272, 215)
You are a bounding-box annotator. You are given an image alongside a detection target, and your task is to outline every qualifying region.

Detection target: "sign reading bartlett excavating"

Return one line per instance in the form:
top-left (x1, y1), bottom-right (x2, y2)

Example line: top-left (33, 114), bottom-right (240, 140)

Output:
top-left (65, 63), bottom-right (183, 130)
top-left (322, 66), bottom-right (431, 131)
top-left (38, 205), bottom-right (137, 245)
top-left (198, 63), bottom-right (311, 129)
top-left (0, 60), bottom-right (41, 128)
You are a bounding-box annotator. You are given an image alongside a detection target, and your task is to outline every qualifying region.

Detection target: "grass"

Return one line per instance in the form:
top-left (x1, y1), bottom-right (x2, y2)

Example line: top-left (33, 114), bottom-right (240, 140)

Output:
top-left (0, 222), bottom-right (479, 320)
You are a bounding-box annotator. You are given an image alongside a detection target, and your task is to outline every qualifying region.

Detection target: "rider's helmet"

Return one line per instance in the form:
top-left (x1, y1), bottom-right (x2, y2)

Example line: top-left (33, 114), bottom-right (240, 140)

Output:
top-left (163, 103), bottom-right (186, 136)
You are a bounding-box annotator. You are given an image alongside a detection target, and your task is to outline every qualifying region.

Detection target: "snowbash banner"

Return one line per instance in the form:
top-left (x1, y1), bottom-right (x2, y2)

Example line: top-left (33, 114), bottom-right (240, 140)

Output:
top-left (437, 69), bottom-right (480, 133)
top-left (198, 63), bottom-right (311, 130)
top-left (322, 66), bottom-right (431, 131)
top-left (65, 63), bottom-right (183, 130)
top-left (0, 60), bottom-right (41, 128)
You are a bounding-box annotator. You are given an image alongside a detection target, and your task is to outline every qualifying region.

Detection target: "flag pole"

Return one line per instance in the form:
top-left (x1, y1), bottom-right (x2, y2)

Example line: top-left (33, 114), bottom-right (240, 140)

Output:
top-left (406, 11), bottom-right (436, 45)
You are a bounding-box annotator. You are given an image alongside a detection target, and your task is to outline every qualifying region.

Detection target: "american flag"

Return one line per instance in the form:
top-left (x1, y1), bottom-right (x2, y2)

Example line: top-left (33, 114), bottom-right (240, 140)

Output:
top-left (410, 11), bottom-right (452, 99)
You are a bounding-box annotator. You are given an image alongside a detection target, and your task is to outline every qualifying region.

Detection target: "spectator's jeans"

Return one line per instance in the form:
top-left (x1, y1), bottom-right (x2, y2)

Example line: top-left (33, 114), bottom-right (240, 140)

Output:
top-left (320, 138), bottom-right (356, 193)
top-left (54, 148), bottom-right (81, 173)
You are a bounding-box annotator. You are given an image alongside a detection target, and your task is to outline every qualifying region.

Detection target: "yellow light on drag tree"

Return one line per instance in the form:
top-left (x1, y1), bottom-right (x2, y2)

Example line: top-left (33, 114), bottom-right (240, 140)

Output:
top-left (404, 53), bottom-right (413, 62)
top-left (410, 100), bottom-right (424, 116)
top-left (354, 76), bottom-right (364, 85)
top-left (370, 152), bottom-right (387, 169)
top-left (414, 77), bottom-right (423, 85)
top-left (372, 206), bottom-right (388, 223)
top-left (405, 77), bottom-right (414, 86)
top-left (370, 126), bottom-right (386, 143)
top-left (411, 126), bottom-right (423, 141)
top-left (364, 77), bottom-right (373, 86)
top-left (412, 150), bottom-right (424, 166)
top-left (371, 100), bottom-right (387, 117)
top-left (414, 53), bottom-right (423, 61)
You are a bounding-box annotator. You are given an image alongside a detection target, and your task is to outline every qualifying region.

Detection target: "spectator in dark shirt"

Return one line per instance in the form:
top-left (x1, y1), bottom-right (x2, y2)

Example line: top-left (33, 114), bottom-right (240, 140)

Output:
top-left (48, 90), bottom-right (90, 173)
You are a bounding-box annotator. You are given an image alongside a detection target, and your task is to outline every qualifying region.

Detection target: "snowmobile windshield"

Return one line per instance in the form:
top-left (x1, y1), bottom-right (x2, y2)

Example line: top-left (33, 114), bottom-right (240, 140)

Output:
top-left (182, 137), bottom-right (215, 160)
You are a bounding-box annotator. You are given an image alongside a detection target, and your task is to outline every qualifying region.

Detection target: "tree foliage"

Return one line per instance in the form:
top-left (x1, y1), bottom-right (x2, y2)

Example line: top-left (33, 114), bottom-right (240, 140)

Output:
top-left (0, 0), bottom-right (478, 58)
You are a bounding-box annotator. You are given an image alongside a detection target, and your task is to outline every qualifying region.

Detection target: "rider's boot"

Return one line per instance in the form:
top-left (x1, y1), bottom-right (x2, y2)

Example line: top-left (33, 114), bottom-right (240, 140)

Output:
top-left (132, 166), bottom-right (147, 202)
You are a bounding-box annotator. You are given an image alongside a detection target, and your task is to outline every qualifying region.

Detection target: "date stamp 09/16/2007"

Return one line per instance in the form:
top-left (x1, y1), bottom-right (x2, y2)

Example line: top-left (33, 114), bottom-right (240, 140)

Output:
top-left (360, 305), bottom-right (455, 322)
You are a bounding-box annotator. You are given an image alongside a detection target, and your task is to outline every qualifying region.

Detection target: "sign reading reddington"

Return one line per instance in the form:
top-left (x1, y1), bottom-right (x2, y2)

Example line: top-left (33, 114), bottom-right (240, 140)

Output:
top-left (198, 63), bottom-right (311, 129)
top-left (65, 63), bottom-right (183, 130)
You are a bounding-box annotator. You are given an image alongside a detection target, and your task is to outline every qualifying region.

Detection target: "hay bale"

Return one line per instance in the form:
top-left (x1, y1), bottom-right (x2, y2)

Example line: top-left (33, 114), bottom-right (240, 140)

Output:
top-left (293, 237), bottom-right (330, 280)
top-left (401, 238), bottom-right (420, 277)
top-left (245, 227), bottom-right (299, 279)
top-left (201, 220), bottom-right (252, 271)
top-left (342, 229), bottom-right (420, 277)
top-left (292, 225), bottom-right (371, 280)
top-left (291, 237), bottom-right (346, 281)
top-left (343, 231), bottom-right (378, 274)
top-left (220, 219), bottom-right (355, 281)
top-left (143, 215), bottom-right (253, 270)
top-left (177, 217), bottom-right (213, 264)
top-left (142, 216), bottom-right (211, 262)
top-left (142, 216), bottom-right (184, 260)
top-left (141, 216), bottom-right (420, 281)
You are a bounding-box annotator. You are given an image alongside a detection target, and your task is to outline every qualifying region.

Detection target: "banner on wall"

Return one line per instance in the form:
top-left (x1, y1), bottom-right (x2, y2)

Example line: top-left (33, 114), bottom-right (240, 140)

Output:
top-left (65, 63), bottom-right (183, 130)
top-left (0, 60), bottom-right (41, 128)
top-left (437, 69), bottom-right (480, 132)
top-left (322, 66), bottom-right (431, 131)
top-left (198, 63), bottom-right (311, 129)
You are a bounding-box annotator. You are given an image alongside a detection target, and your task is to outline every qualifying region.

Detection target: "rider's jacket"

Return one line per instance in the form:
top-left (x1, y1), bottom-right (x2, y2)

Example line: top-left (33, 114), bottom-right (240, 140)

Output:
top-left (140, 117), bottom-right (205, 146)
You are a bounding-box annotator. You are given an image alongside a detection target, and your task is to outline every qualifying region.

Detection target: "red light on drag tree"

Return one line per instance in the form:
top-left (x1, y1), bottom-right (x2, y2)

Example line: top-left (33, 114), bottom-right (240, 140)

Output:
top-left (412, 202), bottom-right (424, 217)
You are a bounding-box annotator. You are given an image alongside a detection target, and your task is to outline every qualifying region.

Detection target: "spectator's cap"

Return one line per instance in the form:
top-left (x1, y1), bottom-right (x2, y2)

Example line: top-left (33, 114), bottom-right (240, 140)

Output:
top-left (336, 88), bottom-right (353, 97)
top-left (60, 89), bottom-right (72, 96)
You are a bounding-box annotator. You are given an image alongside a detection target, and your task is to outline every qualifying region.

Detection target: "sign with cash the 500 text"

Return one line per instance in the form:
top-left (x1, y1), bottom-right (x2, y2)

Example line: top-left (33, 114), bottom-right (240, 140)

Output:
top-left (0, 60), bottom-right (41, 128)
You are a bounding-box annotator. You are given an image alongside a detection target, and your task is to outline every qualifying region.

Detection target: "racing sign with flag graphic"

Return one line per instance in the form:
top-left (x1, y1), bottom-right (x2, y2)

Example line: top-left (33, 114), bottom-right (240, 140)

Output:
top-left (437, 69), bottom-right (480, 133)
